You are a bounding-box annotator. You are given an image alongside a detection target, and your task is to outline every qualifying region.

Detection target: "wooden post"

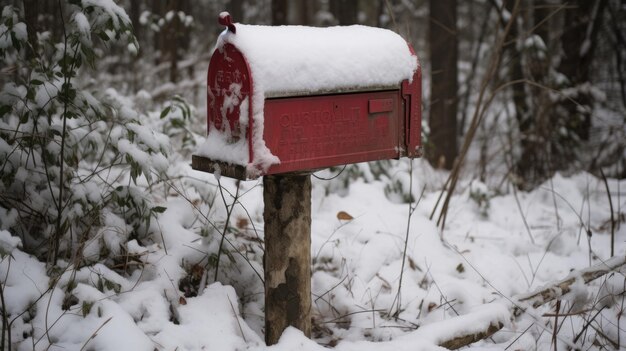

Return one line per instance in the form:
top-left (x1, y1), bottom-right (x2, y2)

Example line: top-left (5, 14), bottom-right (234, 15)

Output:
top-left (263, 174), bottom-right (312, 345)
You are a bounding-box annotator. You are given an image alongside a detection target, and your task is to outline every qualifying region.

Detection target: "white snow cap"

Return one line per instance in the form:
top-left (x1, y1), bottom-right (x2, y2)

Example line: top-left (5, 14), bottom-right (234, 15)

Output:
top-left (216, 23), bottom-right (419, 97)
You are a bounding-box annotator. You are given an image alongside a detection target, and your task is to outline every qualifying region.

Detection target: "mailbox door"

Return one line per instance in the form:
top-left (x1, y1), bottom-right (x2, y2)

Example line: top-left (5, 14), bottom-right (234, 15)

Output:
top-left (207, 43), bottom-right (254, 158)
top-left (263, 90), bottom-right (402, 174)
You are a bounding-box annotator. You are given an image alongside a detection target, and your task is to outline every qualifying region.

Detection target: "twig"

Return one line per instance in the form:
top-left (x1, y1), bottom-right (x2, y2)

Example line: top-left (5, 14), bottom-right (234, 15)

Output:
top-left (383, 0), bottom-right (399, 35)
top-left (440, 321), bottom-right (504, 350)
top-left (314, 221), bottom-right (350, 262)
top-left (320, 309), bottom-right (386, 324)
top-left (314, 275), bottom-right (348, 303)
top-left (542, 308), bottom-right (591, 317)
top-left (504, 322), bottom-right (534, 350)
top-left (552, 300), bottom-right (560, 351)
top-left (391, 161), bottom-right (425, 317)
top-left (458, 1), bottom-right (493, 136)
top-left (517, 255), bottom-right (626, 309)
top-left (572, 306), bottom-right (606, 344)
top-left (590, 322), bottom-right (619, 349)
top-left (538, 185), bottom-right (593, 239)
top-left (599, 169), bottom-right (615, 256)
top-left (511, 181), bottom-right (536, 244)
top-left (428, 269), bottom-right (460, 317)
top-left (227, 296), bottom-right (246, 343)
top-left (52, 0), bottom-right (81, 265)
top-left (154, 174), bottom-right (263, 283)
top-left (214, 179), bottom-right (241, 282)
top-left (436, 0), bottom-right (520, 233)
top-left (618, 278), bottom-right (625, 348)
top-left (429, 176), bottom-right (451, 220)
top-left (79, 317), bottom-right (112, 351)
top-left (549, 177), bottom-right (562, 232)
top-left (0, 258), bottom-right (9, 351)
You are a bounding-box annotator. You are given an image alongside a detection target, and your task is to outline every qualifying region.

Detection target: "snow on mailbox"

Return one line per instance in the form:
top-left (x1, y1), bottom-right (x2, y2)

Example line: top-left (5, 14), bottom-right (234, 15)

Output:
top-left (192, 12), bottom-right (422, 180)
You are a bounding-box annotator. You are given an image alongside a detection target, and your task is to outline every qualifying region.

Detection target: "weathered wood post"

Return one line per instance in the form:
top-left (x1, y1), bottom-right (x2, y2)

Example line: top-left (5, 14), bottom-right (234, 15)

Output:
top-left (263, 174), bottom-right (312, 344)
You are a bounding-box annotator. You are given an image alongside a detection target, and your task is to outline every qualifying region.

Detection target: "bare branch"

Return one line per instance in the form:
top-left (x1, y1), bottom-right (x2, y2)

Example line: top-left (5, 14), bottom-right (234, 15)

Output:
top-left (517, 256), bottom-right (626, 309)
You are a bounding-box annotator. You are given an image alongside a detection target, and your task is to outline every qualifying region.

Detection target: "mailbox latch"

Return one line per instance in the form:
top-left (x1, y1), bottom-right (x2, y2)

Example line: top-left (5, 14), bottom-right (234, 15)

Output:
top-left (368, 99), bottom-right (393, 114)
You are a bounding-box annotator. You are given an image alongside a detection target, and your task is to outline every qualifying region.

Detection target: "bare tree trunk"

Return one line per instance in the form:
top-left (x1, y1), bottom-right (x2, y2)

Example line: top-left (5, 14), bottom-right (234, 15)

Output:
top-left (515, 0), bottom-right (608, 187)
top-left (427, 0), bottom-right (458, 170)
top-left (375, 0), bottom-right (385, 27)
top-left (152, 0), bottom-right (163, 65)
top-left (154, 0), bottom-right (185, 82)
top-left (272, 0), bottom-right (288, 25)
top-left (558, 0), bottom-right (608, 141)
top-left (607, 1), bottom-right (626, 110)
top-left (330, 0), bottom-right (357, 25)
top-left (511, 0), bottom-right (551, 188)
top-left (129, 0), bottom-right (142, 43)
top-left (229, 0), bottom-right (244, 23)
top-left (168, 0), bottom-right (181, 83)
top-left (22, 0), bottom-right (39, 57)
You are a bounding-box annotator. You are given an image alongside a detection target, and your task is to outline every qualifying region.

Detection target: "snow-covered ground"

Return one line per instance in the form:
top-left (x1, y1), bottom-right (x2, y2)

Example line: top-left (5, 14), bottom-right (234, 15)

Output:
top-left (1, 2), bottom-right (624, 350)
top-left (2, 155), bottom-right (624, 350)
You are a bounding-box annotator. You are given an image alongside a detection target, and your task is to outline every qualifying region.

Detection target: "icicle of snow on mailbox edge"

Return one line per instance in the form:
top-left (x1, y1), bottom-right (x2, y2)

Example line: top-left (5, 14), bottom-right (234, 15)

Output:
top-left (197, 22), bottom-right (419, 176)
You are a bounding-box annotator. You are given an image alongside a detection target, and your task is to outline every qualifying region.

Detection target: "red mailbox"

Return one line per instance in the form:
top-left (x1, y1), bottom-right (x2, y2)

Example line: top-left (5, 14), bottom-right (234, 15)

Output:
top-left (192, 12), bottom-right (422, 180)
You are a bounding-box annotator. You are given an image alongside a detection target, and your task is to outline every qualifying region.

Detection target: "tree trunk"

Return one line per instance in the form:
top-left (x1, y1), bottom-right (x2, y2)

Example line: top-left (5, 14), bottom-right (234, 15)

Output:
top-left (22, 0), bottom-right (39, 57)
top-left (229, 0), bottom-right (244, 23)
top-left (290, 0), bottom-right (313, 26)
top-left (272, 0), bottom-right (288, 25)
top-left (152, 0), bottom-right (163, 65)
top-left (511, 0), bottom-right (551, 188)
top-left (263, 175), bottom-right (312, 345)
top-left (167, 0), bottom-right (181, 83)
top-left (129, 0), bottom-right (142, 43)
top-left (427, 0), bottom-right (458, 170)
top-left (330, 0), bottom-right (357, 25)
top-left (557, 0), bottom-right (608, 141)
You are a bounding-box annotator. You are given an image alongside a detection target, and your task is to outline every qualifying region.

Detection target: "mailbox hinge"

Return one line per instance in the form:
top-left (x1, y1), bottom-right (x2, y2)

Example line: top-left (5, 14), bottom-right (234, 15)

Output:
top-left (401, 72), bottom-right (421, 157)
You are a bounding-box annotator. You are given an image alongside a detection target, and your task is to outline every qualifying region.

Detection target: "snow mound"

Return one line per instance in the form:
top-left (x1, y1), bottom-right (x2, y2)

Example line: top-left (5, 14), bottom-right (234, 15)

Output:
top-left (216, 23), bottom-right (418, 97)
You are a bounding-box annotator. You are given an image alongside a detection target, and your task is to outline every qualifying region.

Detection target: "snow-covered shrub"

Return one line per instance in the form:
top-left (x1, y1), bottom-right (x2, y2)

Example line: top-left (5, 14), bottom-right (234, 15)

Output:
top-left (468, 181), bottom-right (494, 218)
top-left (159, 94), bottom-right (196, 155)
top-left (0, 2), bottom-right (169, 266)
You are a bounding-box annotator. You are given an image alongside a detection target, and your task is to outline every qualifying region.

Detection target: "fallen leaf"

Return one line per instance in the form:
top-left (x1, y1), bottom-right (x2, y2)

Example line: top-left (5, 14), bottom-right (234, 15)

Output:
top-left (456, 263), bottom-right (465, 273)
top-left (428, 302), bottom-right (437, 312)
top-left (337, 211), bottom-right (353, 221)
top-left (236, 217), bottom-right (249, 229)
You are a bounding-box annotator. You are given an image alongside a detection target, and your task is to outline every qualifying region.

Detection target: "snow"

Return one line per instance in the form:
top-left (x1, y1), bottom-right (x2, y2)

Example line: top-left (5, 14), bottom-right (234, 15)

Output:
top-left (0, 208), bottom-right (18, 229)
top-left (0, 249), bottom-right (49, 315)
top-left (153, 283), bottom-right (263, 349)
top-left (399, 302), bottom-right (510, 345)
top-left (197, 125), bottom-right (250, 165)
top-left (2, 161), bottom-right (625, 350)
top-left (0, 229), bottom-right (20, 253)
top-left (0, 24), bottom-right (10, 49)
top-left (579, 39), bottom-right (591, 57)
top-left (12, 22), bottom-right (26, 41)
top-left (81, 0), bottom-right (131, 29)
top-left (216, 23), bottom-right (418, 97)
top-left (73, 12), bottom-right (90, 35)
